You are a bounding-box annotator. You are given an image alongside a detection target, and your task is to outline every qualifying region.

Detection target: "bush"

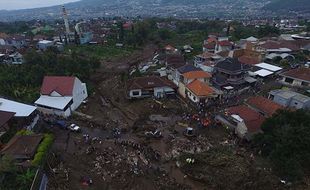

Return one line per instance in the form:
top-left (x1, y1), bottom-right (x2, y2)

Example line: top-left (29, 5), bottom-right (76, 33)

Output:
top-left (16, 129), bottom-right (34, 136)
top-left (31, 134), bottom-right (54, 166)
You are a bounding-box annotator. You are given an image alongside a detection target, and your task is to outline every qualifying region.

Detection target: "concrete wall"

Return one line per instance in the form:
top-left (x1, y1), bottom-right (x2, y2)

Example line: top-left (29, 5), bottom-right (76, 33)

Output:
top-left (178, 82), bottom-right (186, 98)
top-left (71, 78), bottom-right (88, 111)
top-left (187, 90), bottom-right (200, 103)
top-left (272, 95), bottom-right (290, 107)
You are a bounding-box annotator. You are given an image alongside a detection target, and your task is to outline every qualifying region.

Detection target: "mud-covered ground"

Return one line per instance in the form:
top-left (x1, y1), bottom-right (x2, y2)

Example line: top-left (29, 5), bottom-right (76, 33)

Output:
top-left (44, 45), bottom-right (307, 190)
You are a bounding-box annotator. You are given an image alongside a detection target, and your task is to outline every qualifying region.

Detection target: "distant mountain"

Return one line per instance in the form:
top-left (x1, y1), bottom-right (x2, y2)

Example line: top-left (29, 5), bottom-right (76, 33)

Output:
top-left (0, 0), bottom-right (308, 22)
top-left (264, 0), bottom-right (310, 12)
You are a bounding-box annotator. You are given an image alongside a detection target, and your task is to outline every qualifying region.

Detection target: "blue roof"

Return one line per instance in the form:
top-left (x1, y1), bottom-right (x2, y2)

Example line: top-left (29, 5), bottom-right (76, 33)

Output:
top-left (177, 64), bottom-right (201, 74)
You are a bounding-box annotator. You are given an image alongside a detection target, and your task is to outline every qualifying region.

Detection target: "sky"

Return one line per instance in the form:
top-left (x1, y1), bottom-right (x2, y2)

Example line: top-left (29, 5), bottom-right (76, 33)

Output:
top-left (0, 0), bottom-right (80, 10)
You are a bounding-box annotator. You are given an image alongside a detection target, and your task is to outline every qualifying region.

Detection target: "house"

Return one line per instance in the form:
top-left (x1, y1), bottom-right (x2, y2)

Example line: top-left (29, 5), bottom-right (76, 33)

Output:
top-left (3, 34), bottom-right (27, 49)
top-left (215, 40), bottom-right (233, 53)
top-left (37, 40), bottom-right (54, 50)
top-left (127, 76), bottom-right (176, 99)
top-left (0, 98), bottom-right (38, 130)
top-left (164, 45), bottom-right (177, 54)
top-left (245, 96), bottom-right (284, 117)
top-left (203, 36), bottom-right (217, 53)
top-left (1, 134), bottom-right (43, 163)
top-left (35, 76), bottom-right (88, 117)
top-left (178, 71), bottom-right (212, 98)
top-left (249, 62), bottom-right (283, 78)
top-left (194, 52), bottom-right (222, 72)
top-left (0, 33), bottom-right (9, 45)
top-left (226, 105), bottom-right (265, 141)
top-left (173, 64), bottom-right (202, 86)
top-left (182, 71), bottom-right (212, 85)
top-left (212, 58), bottom-right (252, 89)
top-left (8, 52), bottom-right (24, 64)
top-left (203, 43), bottom-right (216, 53)
top-left (268, 89), bottom-right (310, 110)
top-left (186, 79), bottom-right (219, 104)
top-left (279, 68), bottom-right (310, 89)
top-left (165, 54), bottom-right (186, 85)
top-left (0, 111), bottom-right (15, 137)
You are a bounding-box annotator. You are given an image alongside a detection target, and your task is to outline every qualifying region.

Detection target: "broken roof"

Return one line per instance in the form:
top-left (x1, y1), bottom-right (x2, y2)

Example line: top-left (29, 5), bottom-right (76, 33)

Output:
top-left (41, 76), bottom-right (76, 96)
top-left (246, 96), bottom-right (284, 117)
top-left (127, 76), bottom-right (176, 90)
top-left (186, 79), bottom-right (215, 97)
top-left (280, 68), bottom-right (310, 82)
top-left (227, 105), bottom-right (265, 133)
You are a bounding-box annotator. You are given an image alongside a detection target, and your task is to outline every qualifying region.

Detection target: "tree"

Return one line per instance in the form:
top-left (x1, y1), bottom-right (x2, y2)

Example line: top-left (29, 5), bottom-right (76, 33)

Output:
top-left (254, 110), bottom-right (310, 181)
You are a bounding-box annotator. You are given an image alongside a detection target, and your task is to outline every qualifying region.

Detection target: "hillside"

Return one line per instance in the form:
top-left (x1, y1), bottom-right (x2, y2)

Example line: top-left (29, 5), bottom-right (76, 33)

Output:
top-left (0, 0), bottom-right (307, 22)
top-left (264, 0), bottom-right (310, 12)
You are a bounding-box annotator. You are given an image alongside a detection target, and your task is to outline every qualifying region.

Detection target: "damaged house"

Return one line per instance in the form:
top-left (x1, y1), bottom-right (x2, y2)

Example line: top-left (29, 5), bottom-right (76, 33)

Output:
top-left (127, 76), bottom-right (177, 99)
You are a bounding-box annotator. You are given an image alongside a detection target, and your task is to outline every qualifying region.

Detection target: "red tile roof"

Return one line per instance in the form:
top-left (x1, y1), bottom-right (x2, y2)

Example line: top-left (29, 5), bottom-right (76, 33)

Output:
top-left (186, 79), bottom-right (215, 97)
top-left (246, 96), bottom-right (284, 117)
top-left (0, 111), bottom-right (15, 127)
top-left (183, 71), bottom-right (212, 79)
top-left (238, 56), bottom-right (259, 65)
top-left (227, 105), bottom-right (265, 133)
top-left (218, 40), bottom-right (232, 46)
top-left (281, 68), bottom-right (310, 82)
top-left (207, 37), bottom-right (217, 43)
top-left (203, 43), bottom-right (216, 49)
top-left (40, 76), bottom-right (75, 96)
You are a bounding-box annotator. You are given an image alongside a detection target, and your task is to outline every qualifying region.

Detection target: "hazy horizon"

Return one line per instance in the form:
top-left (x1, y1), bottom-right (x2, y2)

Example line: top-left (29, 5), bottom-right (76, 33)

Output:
top-left (0, 0), bottom-right (80, 10)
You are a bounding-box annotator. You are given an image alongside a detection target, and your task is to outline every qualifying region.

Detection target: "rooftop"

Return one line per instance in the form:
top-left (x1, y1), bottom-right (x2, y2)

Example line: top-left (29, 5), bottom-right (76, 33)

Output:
top-left (1, 134), bottom-right (43, 160)
top-left (280, 68), bottom-right (310, 82)
top-left (270, 89), bottom-right (310, 103)
top-left (215, 58), bottom-right (250, 72)
top-left (186, 79), bottom-right (215, 97)
top-left (41, 76), bottom-right (76, 96)
top-left (177, 64), bottom-right (201, 74)
top-left (227, 105), bottom-right (265, 133)
top-left (246, 96), bottom-right (284, 117)
top-left (255, 62), bottom-right (283, 72)
top-left (0, 98), bottom-right (36, 117)
top-left (183, 71), bottom-right (211, 79)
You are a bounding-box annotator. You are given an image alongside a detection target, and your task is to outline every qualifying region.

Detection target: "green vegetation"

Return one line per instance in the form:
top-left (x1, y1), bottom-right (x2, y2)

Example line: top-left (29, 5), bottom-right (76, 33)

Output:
top-left (231, 24), bottom-right (280, 41)
top-left (0, 155), bottom-right (35, 190)
top-left (65, 44), bottom-right (135, 60)
top-left (254, 109), bottom-right (310, 181)
top-left (0, 21), bottom-right (30, 34)
top-left (32, 134), bottom-right (54, 166)
top-left (16, 129), bottom-right (34, 136)
top-left (0, 49), bottom-right (100, 103)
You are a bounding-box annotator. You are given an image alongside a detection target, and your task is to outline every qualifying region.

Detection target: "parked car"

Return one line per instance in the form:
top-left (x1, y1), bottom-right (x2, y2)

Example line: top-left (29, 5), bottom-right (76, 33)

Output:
top-left (69, 124), bottom-right (81, 132)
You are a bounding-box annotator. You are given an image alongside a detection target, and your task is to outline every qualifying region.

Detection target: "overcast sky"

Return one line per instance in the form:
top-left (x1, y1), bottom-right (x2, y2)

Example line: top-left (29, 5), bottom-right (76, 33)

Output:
top-left (0, 0), bottom-right (80, 10)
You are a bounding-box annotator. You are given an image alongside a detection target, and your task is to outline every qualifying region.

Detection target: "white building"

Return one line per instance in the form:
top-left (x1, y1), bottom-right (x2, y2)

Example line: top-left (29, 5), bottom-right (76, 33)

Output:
top-left (0, 98), bottom-right (38, 130)
top-left (35, 76), bottom-right (88, 117)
